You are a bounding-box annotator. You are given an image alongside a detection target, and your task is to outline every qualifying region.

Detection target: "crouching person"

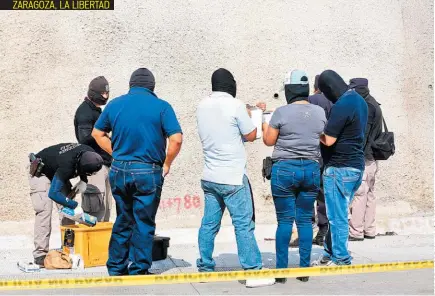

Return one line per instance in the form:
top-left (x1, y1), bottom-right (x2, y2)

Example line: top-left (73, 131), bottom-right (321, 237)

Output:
top-left (196, 68), bottom-right (275, 288)
top-left (28, 143), bottom-right (103, 267)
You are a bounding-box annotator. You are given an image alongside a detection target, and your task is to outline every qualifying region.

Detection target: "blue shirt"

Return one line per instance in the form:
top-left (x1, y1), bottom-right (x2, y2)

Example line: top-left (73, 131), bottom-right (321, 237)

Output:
top-left (322, 90), bottom-right (368, 171)
top-left (95, 87), bottom-right (182, 165)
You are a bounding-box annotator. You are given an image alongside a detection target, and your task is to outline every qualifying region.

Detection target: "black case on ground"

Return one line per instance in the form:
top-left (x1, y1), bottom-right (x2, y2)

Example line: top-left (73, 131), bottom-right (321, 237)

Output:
top-left (152, 236), bottom-right (170, 261)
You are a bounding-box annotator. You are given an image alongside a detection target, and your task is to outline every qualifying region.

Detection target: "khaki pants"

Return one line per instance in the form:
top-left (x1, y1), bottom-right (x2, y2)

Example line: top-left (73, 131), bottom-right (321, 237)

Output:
top-left (81, 165), bottom-right (112, 222)
top-left (29, 175), bottom-right (74, 259)
top-left (349, 160), bottom-right (379, 238)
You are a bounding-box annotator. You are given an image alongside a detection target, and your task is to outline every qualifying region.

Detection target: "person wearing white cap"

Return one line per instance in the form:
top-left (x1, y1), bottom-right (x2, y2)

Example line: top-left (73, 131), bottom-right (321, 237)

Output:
top-left (262, 69), bottom-right (326, 283)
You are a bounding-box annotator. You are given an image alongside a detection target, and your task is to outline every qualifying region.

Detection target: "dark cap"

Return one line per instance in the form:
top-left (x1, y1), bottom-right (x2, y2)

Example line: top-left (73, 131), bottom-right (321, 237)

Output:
top-left (349, 78), bottom-right (369, 89)
top-left (129, 68), bottom-right (155, 91)
top-left (78, 151), bottom-right (103, 175)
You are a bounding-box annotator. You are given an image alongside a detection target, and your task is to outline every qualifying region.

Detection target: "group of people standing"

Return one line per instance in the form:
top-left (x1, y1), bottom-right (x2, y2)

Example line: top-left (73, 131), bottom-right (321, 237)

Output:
top-left (27, 66), bottom-right (383, 287)
top-left (195, 68), bottom-right (384, 286)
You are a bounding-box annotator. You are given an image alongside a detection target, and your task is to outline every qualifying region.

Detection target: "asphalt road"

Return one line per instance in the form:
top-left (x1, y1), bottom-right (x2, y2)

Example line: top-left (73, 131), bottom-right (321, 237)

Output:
top-left (0, 269), bottom-right (433, 295)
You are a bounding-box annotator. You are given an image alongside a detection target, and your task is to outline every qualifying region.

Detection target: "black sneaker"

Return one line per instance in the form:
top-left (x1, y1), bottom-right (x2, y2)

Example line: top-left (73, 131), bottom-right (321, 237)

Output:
top-left (34, 255), bottom-right (46, 267)
top-left (313, 225), bottom-right (328, 246)
top-left (348, 236), bottom-right (364, 241)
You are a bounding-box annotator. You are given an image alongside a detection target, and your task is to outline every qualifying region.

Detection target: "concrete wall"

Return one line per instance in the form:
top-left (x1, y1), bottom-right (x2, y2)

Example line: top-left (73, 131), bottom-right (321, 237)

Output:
top-left (0, 0), bottom-right (433, 228)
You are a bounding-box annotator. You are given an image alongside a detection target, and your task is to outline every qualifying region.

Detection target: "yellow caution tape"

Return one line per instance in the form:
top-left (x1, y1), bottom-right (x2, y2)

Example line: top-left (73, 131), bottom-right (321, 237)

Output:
top-left (0, 260), bottom-right (432, 291)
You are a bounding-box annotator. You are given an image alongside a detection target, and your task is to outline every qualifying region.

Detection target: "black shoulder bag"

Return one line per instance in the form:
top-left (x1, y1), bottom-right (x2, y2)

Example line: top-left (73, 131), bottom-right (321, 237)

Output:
top-left (372, 116), bottom-right (395, 160)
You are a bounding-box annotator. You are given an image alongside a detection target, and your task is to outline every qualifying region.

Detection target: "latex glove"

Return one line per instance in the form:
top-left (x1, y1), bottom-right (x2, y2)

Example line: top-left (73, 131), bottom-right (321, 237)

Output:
top-left (73, 206), bottom-right (84, 217)
top-left (73, 180), bottom-right (87, 194)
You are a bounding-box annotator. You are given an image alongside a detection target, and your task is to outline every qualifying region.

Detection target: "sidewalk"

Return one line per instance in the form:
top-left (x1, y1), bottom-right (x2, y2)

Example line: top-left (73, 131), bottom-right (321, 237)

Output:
top-left (0, 224), bottom-right (432, 280)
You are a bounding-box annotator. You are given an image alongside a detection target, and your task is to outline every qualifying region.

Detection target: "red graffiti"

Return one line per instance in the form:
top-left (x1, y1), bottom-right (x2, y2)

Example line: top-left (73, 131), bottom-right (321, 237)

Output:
top-left (159, 194), bottom-right (201, 213)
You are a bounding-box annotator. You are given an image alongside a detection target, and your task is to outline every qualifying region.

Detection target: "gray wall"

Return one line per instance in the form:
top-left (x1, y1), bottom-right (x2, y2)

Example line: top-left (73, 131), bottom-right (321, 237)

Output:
top-left (0, 0), bottom-right (433, 227)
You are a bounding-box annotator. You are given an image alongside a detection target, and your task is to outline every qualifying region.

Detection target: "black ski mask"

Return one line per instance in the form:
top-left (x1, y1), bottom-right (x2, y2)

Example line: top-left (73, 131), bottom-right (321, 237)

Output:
top-left (77, 151), bottom-right (103, 176)
top-left (349, 78), bottom-right (370, 98)
top-left (318, 70), bottom-right (349, 103)
top-left (211, 68), bottom-right (237, 98)
top-left (88, 76), bottom-right (109, 106)
top-left (129, 68), bottom-right (155, 91)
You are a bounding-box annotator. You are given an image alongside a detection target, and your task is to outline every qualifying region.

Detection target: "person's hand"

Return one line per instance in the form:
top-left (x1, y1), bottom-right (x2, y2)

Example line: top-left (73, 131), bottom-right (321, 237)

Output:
top-left (256, 102), bottom-right (266, 111)
top-left (163, 164), bottom-right (170, 178)
top-left (245, 106), bottom-right (252, 117)
top-left (73, 206), bottom-right (84, 217)
top-left (74, 180), bottom-right (87, 194)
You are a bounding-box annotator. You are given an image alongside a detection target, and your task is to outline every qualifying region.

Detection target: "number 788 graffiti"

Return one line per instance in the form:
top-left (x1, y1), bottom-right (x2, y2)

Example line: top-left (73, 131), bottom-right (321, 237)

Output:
top-left (158, 194), bottom-right (202, 213)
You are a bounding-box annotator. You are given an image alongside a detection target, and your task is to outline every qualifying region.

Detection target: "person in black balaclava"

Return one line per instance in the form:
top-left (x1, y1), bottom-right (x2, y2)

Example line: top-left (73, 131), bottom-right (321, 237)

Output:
top-left (28, 143), bottom-right (103, 267)
top-left (195, 68), bottom-right (276, 287)
top-left (313, 69), bottom-right (368, 267)
top-left (92, 67), bottom-right (183, 277)
top-left (129, 68), bottom-right (156, 91)
top-left (262, 69), bottom-right (327, 283)
top-left (348, 78), bottom-right (383, 241)
top-left (283, 69), bottom-right (310, 104)
top-left (211, 68), bottom-right (237, 98)
top-left (88, 76), bottom-right (110, 106)
top-left (74, 76), bottom-right (113, 223)
top-left (318, 70), bottom-right (349, 103)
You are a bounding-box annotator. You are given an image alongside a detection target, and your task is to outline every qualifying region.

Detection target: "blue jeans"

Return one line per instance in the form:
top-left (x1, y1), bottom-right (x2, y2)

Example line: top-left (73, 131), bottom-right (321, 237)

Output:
top-left (322, 166), bottom-right (363, 265)
top-left (271, 159), bottom-right (320, 268)
top-left (106, 161), bottom-right (163, 276)
top-left (197, 175), bottom-right (262, 271)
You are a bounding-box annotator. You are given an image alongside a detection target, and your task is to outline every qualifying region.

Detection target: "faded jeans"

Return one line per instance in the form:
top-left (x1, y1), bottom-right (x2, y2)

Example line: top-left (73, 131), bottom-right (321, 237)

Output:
top-left (197, 175), bottom-right (262, 271)
top-left (323, 166), bottom-right (363, 265)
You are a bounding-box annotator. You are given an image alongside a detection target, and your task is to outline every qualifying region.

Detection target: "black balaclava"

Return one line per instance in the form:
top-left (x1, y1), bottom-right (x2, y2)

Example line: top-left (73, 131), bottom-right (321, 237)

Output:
top-left (211, 68), bottom-right (237, 98)
top-left (284, 70), bottom-right (309, 104)
top-left (88, 76), bottom-right (109, 105)
top-left (77, 151), bottom-right (103, 176)
top-left (349, 78), bottom-right (370, 98)
top-left (318, 70), bottom-right (348, 103)
top-left (129, 68), bottom-right (156, 91)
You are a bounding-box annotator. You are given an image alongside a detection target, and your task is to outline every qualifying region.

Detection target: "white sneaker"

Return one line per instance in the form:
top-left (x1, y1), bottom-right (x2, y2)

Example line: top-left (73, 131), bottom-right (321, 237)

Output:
top-left (324, 261), bottom-right (337, 266)
top-left (311, 255), bottom-right (332, 266)
top-left (245, 278), bottom-right (276, 288)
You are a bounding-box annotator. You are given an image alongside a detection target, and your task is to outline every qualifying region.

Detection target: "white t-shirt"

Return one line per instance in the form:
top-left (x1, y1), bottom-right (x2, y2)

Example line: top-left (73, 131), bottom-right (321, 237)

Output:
top-left (196, 92), bottom-right (255, 185)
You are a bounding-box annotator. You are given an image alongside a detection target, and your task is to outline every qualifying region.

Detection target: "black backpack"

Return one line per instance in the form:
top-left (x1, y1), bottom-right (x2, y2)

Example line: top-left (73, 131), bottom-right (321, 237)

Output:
top-left (371, 116), bottom-right (395, 160)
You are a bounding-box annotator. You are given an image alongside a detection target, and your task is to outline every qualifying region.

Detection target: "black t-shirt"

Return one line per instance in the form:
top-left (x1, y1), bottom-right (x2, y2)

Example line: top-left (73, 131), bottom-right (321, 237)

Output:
top-left (322, 90), bottom-right (368, 171)
top-left (74, 99), bottom-right (112, 166)
top-left (36, 143), bottom-right (94, 182)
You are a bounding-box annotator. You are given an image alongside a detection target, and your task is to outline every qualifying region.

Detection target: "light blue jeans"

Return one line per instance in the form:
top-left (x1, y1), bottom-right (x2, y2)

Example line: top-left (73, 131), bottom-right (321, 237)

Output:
top-left (323, 166), bottom-right (363, 265)
top-left (271, 159), bottom-right (320, 268)
top-left (196, 175), bottom-right (262, 271)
